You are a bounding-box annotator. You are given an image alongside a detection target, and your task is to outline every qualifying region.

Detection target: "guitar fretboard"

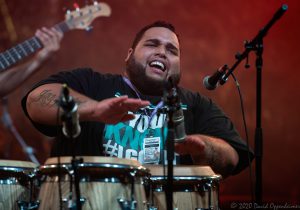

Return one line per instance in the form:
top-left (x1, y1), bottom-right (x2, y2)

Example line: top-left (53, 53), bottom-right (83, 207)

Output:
top-left (0, 21), bottom-right (69, 72)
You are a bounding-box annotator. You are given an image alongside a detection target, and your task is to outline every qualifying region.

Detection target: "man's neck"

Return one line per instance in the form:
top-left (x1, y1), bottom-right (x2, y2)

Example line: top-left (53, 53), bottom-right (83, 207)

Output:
top-left (123, 75), bottom-right (164, 97)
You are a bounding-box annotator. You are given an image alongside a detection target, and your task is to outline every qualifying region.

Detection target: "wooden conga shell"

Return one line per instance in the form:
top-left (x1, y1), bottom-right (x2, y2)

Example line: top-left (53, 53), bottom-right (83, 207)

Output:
top-left (37, 156), bottom-right (149, 210)
top-left (145, 165), bottom-right (222, 210)
top-left (0, 160), bottom-right (37, 210)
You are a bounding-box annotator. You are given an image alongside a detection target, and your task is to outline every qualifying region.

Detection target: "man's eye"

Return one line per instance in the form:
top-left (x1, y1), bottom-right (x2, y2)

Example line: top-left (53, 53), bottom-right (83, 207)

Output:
top-left (168, 49), bottom-right (178, 55)
top-left (145, 43), bottom-right (156, 47)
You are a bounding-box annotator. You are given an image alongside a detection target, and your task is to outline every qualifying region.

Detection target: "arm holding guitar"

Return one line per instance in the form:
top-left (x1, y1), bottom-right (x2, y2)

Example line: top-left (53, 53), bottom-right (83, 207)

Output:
top-left (0, 27), bottom-right (63, 98)
top-left (0, 2), bottom-right (111, 97)
top-left (34, 27), bottom-right (63, 62)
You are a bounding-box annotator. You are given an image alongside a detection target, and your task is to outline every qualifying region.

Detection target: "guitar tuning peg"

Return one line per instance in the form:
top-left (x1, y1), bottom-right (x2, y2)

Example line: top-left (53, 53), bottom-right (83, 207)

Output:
top-left (73, 2), bottom-right (80, 9)
top-left (93, 1), bottom-right (100, 10)
top-left (65, 9), bottom-right (73, 20)
top-left (85, 26), bottom-right (93, 32)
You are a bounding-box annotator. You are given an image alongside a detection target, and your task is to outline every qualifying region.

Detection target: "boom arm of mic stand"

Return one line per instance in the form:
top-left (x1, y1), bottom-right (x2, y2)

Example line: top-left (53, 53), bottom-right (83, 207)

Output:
top-left (219, 4), bottom-right (288, 85)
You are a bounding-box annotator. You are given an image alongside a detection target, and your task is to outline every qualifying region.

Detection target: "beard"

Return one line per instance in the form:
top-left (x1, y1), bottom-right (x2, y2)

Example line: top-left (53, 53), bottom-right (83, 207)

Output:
top-left (125, 54), bottom-right (180, 96)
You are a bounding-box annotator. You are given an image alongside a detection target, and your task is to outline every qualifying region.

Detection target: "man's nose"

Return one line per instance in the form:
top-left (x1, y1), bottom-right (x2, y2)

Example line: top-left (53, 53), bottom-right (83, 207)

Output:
top-left (155, 46), bottom-right (167, 58)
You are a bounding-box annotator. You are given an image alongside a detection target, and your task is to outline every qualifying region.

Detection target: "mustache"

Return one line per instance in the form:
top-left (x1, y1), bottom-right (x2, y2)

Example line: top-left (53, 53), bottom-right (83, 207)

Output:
top-left (126, 54), bottom-right (181, 85)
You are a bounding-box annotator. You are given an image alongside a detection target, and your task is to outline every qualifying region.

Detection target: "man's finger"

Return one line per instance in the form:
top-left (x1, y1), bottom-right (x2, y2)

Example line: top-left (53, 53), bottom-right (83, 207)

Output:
top-left (120, 98), bottom-right (150, 110)
top-left (109, 95), bottom-right (129, 105)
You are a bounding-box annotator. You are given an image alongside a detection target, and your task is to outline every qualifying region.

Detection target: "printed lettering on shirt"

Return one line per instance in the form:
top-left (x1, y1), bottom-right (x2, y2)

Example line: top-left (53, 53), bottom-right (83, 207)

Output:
top-left (103, 110), bottom-right (167, 163)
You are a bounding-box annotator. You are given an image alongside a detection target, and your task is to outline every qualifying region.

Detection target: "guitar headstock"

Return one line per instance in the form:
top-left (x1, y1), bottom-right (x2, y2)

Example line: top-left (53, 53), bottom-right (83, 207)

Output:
top-left (65, 2), bottom-right (111, 30)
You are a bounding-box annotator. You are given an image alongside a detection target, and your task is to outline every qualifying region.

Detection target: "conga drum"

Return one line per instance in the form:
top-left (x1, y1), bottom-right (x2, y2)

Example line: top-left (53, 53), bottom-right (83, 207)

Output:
top-left (37, 156), bottom-right (149, 210)
top-left (0, 160), bottom-right (38, 210)
top-left (145, 165), bottom-right (221, 210)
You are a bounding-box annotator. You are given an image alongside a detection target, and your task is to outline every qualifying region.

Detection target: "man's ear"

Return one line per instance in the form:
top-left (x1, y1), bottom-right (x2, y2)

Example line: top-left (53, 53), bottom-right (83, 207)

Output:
top-left (125, 48), bottom-right (133, 62)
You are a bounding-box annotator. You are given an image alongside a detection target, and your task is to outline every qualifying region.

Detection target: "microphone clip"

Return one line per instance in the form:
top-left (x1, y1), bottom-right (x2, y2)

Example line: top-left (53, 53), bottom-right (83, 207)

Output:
top-left (59, 84), bottom-right (81, 139)
top-left (163, 77), bottom-right (180, 111)
top-left (163, 77), bottom-right (186, 143)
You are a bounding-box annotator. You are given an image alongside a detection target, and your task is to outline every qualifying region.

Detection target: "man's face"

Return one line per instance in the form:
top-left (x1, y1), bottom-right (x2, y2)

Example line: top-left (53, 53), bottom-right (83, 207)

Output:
top-left (125, 27), bottom-right (180, 95)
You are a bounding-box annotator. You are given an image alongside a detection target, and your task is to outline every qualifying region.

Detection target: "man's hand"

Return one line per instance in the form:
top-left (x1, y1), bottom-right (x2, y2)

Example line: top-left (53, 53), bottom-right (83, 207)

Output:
top-left (174, 134), bottom-right (239, 177)
top-left (35, 27), bottom-right (63, 59)
top-left (83, 95), bottom-right (150, 124)
top-left (0, 27), bottom-right (63, 97)
top-left (175, 134), bottom-right (208, 161)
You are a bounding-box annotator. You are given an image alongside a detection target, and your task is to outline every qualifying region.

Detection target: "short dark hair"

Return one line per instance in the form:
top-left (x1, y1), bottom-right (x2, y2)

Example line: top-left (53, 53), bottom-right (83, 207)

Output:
top-left (131, 20), bottom-right (179, 49)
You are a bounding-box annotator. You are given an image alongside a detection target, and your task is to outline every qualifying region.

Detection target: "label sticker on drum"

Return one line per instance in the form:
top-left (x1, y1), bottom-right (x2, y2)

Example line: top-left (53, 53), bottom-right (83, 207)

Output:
top-left (143, 136), bottom-right (160, 163)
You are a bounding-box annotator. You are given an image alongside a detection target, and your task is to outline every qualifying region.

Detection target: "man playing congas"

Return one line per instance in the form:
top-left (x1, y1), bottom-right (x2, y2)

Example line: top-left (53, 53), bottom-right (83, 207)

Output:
top-left (22, 21), bottom-right (254, 209)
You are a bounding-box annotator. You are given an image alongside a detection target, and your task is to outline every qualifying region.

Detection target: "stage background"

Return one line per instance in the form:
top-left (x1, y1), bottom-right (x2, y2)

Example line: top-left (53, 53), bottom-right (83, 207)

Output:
top-left (1, 0), bottom-right (299, 207)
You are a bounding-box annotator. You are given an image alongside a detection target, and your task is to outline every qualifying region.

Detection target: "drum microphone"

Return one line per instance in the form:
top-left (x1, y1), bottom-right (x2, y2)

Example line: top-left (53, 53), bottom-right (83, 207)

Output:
top-left (203, 65), bottom-right (228, 90)
top-left (59, 84), bottom-right (81, 138)
top-left (172, 105), bottom-right (186, 143)
top-left (164, 76), bottom-right (186, 143)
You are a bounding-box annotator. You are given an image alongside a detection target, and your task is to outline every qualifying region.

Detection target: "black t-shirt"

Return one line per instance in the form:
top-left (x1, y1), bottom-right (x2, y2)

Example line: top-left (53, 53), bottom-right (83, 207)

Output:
top-left (21, 68), bottom-right (254, 174)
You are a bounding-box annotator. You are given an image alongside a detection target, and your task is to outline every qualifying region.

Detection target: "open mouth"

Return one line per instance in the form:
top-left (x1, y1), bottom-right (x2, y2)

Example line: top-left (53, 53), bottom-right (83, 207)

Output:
top-left (149, 60), bottom-right (166, 72)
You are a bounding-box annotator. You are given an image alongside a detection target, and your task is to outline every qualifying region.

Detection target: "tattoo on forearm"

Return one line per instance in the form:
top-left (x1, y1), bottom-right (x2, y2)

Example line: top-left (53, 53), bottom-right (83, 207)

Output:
top-left (30, 89), bottom-right (87, 109)
top-left (32, 89), bottom-right (58, 107)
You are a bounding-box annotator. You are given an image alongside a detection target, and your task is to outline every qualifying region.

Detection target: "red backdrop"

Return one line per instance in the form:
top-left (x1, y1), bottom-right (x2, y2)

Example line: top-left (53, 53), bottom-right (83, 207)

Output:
top-left (1, 0), bottom-right (299, 206)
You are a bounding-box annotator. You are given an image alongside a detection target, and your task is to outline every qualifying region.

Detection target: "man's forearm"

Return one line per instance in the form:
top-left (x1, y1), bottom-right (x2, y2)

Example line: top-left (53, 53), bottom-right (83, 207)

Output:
top-left (191, 135), bottom-right (239, 178)
top-left (0, 54), bottom-right (44, 97)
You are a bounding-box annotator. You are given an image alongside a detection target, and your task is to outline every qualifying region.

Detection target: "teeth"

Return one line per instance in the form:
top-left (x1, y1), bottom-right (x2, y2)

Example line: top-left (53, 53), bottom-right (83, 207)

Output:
top-left (150, 61), bottom-right (165, 71)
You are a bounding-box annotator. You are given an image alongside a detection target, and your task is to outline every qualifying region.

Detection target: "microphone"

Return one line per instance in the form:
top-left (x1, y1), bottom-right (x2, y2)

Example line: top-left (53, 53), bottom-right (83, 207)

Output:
top-left (172, 106), bottom-right (186, 143)
top-left (164, 77), bottom-right (186, 143)
top-left (59, 84), bottom-right (81, 138)
top-left (203, 65), bottom-right (228, 90)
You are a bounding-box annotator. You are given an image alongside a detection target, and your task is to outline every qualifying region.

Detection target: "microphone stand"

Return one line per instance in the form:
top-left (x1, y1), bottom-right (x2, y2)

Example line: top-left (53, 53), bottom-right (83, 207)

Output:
top-left (1, 97), bottom-right (39, 164)
top-left (59, 86), bottom-right (82, 210)
top-left (70, 137), bottom-right (82, 210)
top-left (166, 111), bottom-right (174, 210)
top-left (1, 97), bottom-right (40, 209)
top-left (219, 5), bottom-right (288, 205)
top-left (163, 79), bottom-right (179, 210)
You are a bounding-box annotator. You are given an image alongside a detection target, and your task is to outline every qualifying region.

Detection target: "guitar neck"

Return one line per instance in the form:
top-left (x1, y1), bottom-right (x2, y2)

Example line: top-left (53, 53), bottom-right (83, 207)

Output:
top-left (0, 21), bottom-right (70, 72)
